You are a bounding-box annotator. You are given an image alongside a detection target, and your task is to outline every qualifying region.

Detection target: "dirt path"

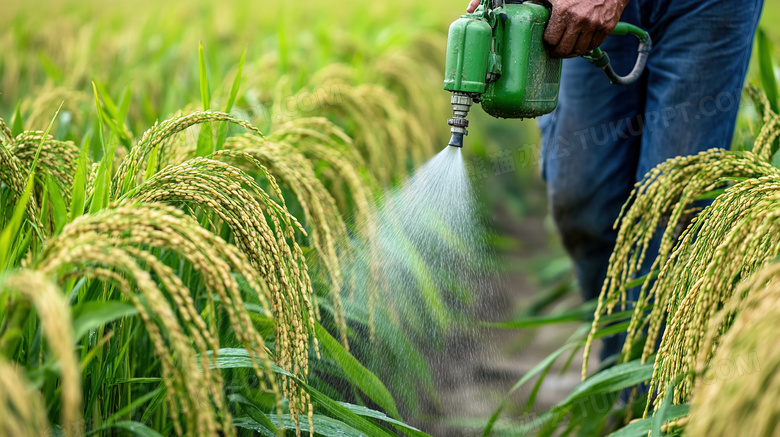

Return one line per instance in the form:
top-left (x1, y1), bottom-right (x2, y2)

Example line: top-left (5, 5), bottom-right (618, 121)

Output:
top-left (413, 211), bottom-right (598, 436)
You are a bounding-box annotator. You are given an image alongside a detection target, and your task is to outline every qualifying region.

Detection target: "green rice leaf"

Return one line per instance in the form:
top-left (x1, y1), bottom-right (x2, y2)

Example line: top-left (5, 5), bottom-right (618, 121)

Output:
top-left (101, 388), bottom-right (162, 427)
top-left (483, 343), bottom-right (575, 436)
top-left (304, 386), bottom-right (397, 437)
top-left (69, 139), bottom-right (89, 222)
top-left (559, 360), bottom-right (653, 407)
top-left (229, 394), bottom-right (278, 436)
top-left (225, 49), bottom-right (245, 114)
top-left (196, 42), bottom-right (213, 157)
top-left (483, 300), bottom-right (598, 329)
top-left (237, 415), bottom-right (361, 437)
top-left (93, 82), bottom-right (132, 148)
top-left (772, 149), bottom-right (780, 169)
top-left (72, 300), bottom-right (138, 339)
top-left (118, 86), bottom-right (132, 128)
top-left (757, 28), bottom-right (779, 113)
top-left (202, 349), bottom-right (398, 437)
top-left (90, 420), bottom-right (165, 437)
top-left (93, 81), bottom-right (120, 120)
top-left (89, 159), bottom-right (110, 213)
top-left (89, 82), bottom-right (119, 211)
top-left (11, 101), bottom-right (24, 136)
top-left (29, 101), bottom-right (63, 177)
top-left (143, 145), bottom-right (159, 181)
top-left (195, 119), bottom-right (214, 158)
top-left (0, 171), bottom-right (35, 269)
top-left (92, 81), bottom-right (106, 155)
top-left (651, 375), bottom-right (685, 437)
top-left (198, 42), bottom-right (210, 111)
top-left (606, 405), bottom-right (689, 437)
top-left (215, 49), bottom-right (246, 151)
top-left (45, 174), bottom-right (67, 234)
top-left (336, 402), bottom-right (428, 437)
top-left (315, 321), bottom-right (401, 419)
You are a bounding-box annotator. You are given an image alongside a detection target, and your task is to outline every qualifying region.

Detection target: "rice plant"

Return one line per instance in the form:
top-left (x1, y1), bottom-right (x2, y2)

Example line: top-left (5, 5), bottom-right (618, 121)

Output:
top-left (575, 58), bottom-right (780, 431)
top-left (0, 0), bottom-right (456, 432)
top-left (686, 261), bottom-right (780, 436)
top-left (1, 271), bottom-right (81, 436)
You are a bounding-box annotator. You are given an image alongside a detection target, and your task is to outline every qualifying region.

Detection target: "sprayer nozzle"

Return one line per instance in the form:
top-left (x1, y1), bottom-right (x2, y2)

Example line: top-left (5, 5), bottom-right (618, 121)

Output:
top-left (447, 92), bottom-right (474, 149)
top-left (448, 133), bottom-right (464, 148)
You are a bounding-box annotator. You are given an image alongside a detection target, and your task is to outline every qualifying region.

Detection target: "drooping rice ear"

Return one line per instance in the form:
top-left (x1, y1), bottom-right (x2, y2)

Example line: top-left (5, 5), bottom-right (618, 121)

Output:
top-left (646, 182), bottom-right (780, 414)
top-left (2, 271), bottom-right (82, 437)
top-left (583, 149), bottom-right (777, 378)
top-left (21, 86), bottom-right (86, 133)
top-left (37, 202), bottom-right (292, 435)
top-left (122, 155), bottom-right (319, 364)
top-left (0, 132), bottom-right (41, 227)
top-left (11, 132), bottom-right (80, 203)
top-left (220, 137), bottom-right (350, 348)
top-left (0, 118), bottom-right (13, 143)
top-left (687, 261), bottom-right (780, 437)
top-left (0, 357), bottom-right (51, 437)
top-left (112, 111), bottom-right (264, 197)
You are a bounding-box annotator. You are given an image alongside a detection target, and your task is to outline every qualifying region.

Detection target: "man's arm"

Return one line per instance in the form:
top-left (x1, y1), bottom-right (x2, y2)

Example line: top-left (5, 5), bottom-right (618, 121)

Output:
top-left (465, 0), bottom-right (629, 58)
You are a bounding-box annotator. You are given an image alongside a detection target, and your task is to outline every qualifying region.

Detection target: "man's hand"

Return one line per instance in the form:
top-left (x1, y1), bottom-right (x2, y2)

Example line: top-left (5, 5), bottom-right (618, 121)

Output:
top-left (544, 0), bottom-right (629, 58)
top-left (466, 0), bottom-right (627, 58)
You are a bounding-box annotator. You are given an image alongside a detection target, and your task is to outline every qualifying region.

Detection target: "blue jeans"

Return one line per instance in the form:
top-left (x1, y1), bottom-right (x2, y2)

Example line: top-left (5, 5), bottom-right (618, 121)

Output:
top-left (539, 0), bottom-right (763, 362)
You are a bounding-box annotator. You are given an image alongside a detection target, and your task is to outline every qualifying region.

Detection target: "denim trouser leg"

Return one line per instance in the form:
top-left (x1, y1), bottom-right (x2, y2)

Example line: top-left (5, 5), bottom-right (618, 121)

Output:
top-left (539, 0), bottom-right (763, 363)
top-left (636, 0), bottom-right (764, 177)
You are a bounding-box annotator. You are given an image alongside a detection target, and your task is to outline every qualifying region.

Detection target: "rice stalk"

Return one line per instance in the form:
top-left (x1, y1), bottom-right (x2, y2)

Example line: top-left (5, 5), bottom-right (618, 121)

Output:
top-left (0, 357), bottom-right (51, 437)
top-left (583, 149), bottom-right (778, 379)
top-left (745, 83), bottom-right (780, 162)
top-left (646, 180), bottom-right (780, 412)
top-left (1, 270), bottom-right (83, 437)
top-left (330, 84), bottom-right (408, 183)
top-left (273, 117), bottom-right (378, 222)
top-left (112, 110), bottom-right (263, 197)
top-left (11, 131), bottom-right (80, 203)
top-left (269, 118), bottom-right (386, 327)
top-left (687, 261), bottom-right (780, 436)
top-left (304, 70), bottom-right (408, 183)
top-left (0, 121), bottom-right (40, 226)
top-left (121, 155), bottom-right (318, 378)
top-left (374, 52), bottom-right (442, 133)
top-left (580, 93), bottom-right (780, 423)
top-left (36, 202), bottom-right (299, 435)
top-left (0, 118), bottom-right (12, 143)
top-left (40, 233), bottom-right (227, 435)
top-left (142, 113), bottom-right (361, 349)
top-left (696, 260), bottom-right (780, 375)
top-left (753, 112), bottom-right (780, 162)
top-left (21, 86), bottom-right (87, 132)
top-left (222, 136), bottom-right (350, 348)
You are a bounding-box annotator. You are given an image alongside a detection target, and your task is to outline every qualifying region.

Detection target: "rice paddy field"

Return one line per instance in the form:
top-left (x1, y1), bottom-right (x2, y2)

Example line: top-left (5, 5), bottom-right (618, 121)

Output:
top-left (1, 0), bottom-right (780, 436)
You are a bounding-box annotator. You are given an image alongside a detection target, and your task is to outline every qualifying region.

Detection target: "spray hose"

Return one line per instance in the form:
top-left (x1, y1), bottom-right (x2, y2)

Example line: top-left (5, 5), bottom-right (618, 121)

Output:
top-left (583, 23), bottom-right (652, 86)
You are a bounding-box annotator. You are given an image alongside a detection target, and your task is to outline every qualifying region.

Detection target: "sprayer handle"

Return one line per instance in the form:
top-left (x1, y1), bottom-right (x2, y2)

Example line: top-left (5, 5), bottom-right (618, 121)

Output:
top-left (582, 22), bottom-right (652, 86)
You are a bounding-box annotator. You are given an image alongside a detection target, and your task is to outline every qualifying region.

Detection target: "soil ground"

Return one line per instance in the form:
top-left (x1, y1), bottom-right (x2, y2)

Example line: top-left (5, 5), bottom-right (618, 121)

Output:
top-left (413, 210), bottom-right (601, 436)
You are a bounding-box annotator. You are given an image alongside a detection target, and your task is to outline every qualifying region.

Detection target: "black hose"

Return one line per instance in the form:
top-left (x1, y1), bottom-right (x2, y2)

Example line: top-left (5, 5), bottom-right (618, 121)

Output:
top-left (585, 34), bottom-right (652, 86)
top-left (603, 35), bottom-right (652, 85)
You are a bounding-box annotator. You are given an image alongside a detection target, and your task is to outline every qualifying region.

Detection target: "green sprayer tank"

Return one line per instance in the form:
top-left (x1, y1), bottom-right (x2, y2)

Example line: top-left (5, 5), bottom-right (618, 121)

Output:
top-left (443, 0), bottom-right (652, 148)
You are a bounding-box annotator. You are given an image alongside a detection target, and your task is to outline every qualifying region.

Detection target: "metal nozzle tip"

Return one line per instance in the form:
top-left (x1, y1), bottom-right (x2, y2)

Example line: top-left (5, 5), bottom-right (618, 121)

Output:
top-left (448, 133), bottom-right (464, 148)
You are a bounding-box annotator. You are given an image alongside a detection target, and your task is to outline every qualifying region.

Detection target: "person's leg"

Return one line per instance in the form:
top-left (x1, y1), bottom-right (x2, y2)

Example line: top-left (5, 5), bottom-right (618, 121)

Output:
top-left (636, 0), bottom-right (764, 179)
top-left (539, 1), bottom-right (645, 361)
